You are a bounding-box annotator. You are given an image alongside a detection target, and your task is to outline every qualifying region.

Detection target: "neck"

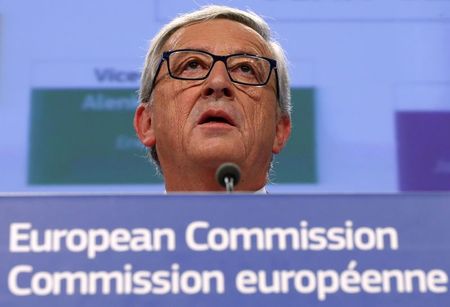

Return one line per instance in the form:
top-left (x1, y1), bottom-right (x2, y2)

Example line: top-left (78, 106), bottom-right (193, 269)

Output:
top-left (162, 163), bottom-right (267, 192)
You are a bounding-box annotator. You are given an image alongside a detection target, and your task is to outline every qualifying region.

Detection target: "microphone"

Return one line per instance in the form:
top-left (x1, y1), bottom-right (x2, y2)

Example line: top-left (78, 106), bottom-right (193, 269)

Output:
top-left (215, 163), bottom-right (241, 192)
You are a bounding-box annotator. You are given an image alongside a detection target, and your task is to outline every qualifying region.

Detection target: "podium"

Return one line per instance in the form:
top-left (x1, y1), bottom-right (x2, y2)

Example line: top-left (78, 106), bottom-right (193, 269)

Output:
top-left (1, 193), bottom-right (449, 306)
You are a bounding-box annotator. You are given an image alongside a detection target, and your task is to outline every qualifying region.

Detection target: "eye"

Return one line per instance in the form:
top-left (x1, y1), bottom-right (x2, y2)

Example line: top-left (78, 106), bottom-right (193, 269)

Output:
top-left (237, 64), bottom-right (255, 75)
top-left (185, 60), bottom-right (201, 70)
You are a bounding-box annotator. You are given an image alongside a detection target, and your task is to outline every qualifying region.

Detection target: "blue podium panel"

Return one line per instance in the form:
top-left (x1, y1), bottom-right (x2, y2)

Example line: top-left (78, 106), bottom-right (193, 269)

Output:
top-left (0, 194), bottom-right (449, 306)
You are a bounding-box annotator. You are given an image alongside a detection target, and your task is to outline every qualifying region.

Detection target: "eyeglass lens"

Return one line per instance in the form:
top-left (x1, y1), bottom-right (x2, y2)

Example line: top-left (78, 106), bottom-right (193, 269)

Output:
top-left (168, 50), bottom-right (271, 85)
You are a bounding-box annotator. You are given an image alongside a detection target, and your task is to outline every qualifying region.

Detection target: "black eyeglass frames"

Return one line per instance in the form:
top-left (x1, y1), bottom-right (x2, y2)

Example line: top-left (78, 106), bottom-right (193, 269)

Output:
top-left (148, 49), bottom-right (280, 99)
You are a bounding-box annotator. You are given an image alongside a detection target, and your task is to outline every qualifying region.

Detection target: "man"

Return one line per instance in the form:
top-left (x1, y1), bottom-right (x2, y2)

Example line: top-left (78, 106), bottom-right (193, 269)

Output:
top-left (134, 5), bottom-right (291, 192)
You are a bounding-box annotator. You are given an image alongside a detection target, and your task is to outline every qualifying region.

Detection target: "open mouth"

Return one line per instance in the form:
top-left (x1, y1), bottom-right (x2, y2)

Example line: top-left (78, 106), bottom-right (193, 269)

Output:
top-left (198, 111), bottom-right (236, 127)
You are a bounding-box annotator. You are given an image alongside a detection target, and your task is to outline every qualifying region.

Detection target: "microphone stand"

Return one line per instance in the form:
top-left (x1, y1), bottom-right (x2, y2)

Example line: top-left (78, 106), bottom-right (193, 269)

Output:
top-left (224, 176), bottom-right (235, 193)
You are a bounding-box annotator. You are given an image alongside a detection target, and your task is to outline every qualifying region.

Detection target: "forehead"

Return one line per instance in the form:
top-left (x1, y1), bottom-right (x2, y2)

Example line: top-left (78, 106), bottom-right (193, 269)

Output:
top-left (165, 19), bottom-right (272, 57)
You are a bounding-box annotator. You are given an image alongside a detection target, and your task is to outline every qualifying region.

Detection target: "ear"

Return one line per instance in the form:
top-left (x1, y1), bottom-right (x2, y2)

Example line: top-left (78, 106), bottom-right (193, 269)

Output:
top-left (272, 114), bottom-right (291, 154)
top-left (134, 103), bottom-right (156, 147)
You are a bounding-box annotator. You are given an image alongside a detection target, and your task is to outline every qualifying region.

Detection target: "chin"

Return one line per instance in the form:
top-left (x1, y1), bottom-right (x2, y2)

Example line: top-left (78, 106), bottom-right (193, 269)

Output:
top-left (186, 133), bottom-right (246, 164)
top-left (190, 146), bottom-right (244, 168)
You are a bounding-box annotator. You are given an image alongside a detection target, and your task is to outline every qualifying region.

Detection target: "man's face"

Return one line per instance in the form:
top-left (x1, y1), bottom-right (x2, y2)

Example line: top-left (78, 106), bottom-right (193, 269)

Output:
top-left (136, 19), bottom-right (290, 180)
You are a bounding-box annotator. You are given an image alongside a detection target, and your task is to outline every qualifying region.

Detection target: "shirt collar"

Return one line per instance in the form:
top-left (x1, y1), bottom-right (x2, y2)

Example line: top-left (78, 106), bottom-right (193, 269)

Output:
top-left (254, 186), bottom-right (268, 194)
top-left (164, 186), bottom-right (268, 194)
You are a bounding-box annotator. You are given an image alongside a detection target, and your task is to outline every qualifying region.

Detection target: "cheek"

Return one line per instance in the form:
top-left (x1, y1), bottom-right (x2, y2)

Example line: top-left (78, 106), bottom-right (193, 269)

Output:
top-left (246, 91), bottom-right (279, 147)
top-left (241, 88), bottom-right (277, 125)
top-left (153, 83), bottom-right (199, 137)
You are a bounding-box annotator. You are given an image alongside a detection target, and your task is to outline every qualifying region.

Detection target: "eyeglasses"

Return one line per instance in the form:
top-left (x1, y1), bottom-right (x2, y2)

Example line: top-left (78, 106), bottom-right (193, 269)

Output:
top-left (149, 49), bottom-right (279, 98)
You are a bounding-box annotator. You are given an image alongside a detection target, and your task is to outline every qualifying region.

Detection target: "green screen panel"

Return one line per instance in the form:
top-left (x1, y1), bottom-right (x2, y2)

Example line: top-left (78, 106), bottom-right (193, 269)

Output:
top-left (272, 88), bottom-right (317, 183)
top-left (28, 87), bottom-right (316, 185)
top-left (28, 89), bottom-right (161, 184)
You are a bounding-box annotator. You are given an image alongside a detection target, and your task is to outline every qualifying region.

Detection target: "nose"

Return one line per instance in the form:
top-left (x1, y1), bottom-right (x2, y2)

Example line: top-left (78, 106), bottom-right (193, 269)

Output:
top-left (201, 61), bottom-right (235, 99)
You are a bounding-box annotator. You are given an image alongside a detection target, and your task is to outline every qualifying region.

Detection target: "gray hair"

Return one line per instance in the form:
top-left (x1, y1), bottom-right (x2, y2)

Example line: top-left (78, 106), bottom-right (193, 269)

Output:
top-left (138, 5), bottom-right (291, 169)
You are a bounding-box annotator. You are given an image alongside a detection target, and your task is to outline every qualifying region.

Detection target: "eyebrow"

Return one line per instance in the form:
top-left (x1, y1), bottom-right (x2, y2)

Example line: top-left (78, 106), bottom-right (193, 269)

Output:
top-left (172, 46), bottom-right (263, 57)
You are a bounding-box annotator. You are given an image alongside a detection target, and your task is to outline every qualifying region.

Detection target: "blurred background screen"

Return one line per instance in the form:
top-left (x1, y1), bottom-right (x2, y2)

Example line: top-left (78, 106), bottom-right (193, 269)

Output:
top-left (0, 0), bottom-right (449, 193)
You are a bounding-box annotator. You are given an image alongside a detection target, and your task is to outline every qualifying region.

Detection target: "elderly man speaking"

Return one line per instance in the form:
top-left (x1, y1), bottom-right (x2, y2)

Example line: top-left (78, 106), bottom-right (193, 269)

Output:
top-left (134, 5), bottom-right (291, 192)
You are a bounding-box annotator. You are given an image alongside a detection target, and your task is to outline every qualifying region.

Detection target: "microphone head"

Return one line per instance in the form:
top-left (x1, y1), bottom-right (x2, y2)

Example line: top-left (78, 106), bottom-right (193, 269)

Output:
top-left (215, 162), bottom-right (241, 188)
